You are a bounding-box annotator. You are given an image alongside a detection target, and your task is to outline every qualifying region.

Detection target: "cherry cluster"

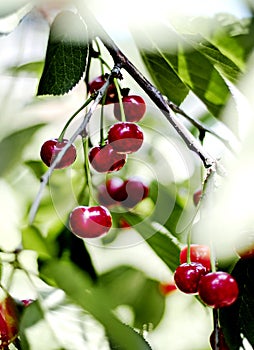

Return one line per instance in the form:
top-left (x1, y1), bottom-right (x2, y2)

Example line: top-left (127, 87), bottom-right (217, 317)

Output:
top-left (40, 75), bottom-right (148, 240)
top-left (174, 244), bottom-right (239, 309)
top-left (88, 75), bottom-right (146, 173)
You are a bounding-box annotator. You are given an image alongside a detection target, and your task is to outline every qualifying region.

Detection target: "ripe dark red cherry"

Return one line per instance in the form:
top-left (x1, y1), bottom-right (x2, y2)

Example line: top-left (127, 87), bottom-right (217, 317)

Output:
top-left (174, 262), bottom-right (207, 294)
top-left (210, 327), bottom-right (230, 350)
top-left (180, 244), bottom-right (211, 272)
top-left (69, 205), bottom-right (112, 238)
top-left (40, 139), bottom-right (76, 169)
top-left (198, 272), bottom-right (239, 308)
top-left (114, 95), bottom-right (146, 122)
top-left (107, 122), bottom-right (144, 154)
top-left (193, 189), bottom-right (202, 206)
top-left (88, 75), bottom-right (117, 104)
top-left (0, 295), bottom-right (19, 348)
top-left (88, 144), bottom-right (126, 173)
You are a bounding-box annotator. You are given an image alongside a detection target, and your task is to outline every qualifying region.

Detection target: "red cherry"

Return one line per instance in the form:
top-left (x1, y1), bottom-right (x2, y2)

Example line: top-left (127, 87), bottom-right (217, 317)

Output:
top-left (88, 75), bottom-right (117, 104)
top-left (159, 282), bottom-right (177, 295)
top-left (120, 178), bottom-right (149, 208)
top-left (180, 244), bottom-right (211, 272)
top-left (210, 327), bottom-right (230, 350)
top-left (69, 205), bottom-right (112, 238)
top-left (97, 184), bottom-right (119, 208)
top-left (0, 295), bottom-right (19, 348)
top-left (198, 272), bottom-right (239, 308)
top-left (107, 122), bottom-right (144, 154)
top-left (40, 139), bottom-right (76, 169)
top-left (114, 95), bottom-right (146, 122)
top-left (174, 262), bottom-right (207, 294)
top-left (193, 189), bottom-right (202, 206)
top-left (88, 144), bottom-right (126, 173)
top-left (106, 177), bottom-right (125, 201)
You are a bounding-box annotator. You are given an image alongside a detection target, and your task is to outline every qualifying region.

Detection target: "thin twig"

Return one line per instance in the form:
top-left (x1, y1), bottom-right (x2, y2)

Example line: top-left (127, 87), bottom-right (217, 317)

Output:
top-left (29, 65), bottom-right (121, 224)
top-left (167, 101), bottom-right (236, 154)
top-left (76, 2), bottom-right (219, 171)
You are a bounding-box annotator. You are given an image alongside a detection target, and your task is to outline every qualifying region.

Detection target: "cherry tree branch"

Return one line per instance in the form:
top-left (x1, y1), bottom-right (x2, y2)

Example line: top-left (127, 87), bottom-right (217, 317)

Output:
top-left (29, 65), bottom-right (121, 224)
top-left (76, 2), bottom-right (219, 171)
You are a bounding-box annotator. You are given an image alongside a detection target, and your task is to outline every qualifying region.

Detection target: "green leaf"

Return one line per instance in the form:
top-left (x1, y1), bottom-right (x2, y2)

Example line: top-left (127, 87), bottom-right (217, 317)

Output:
top-left (140, 50), bottom-right (189, 105)
top-left (148, 181), bottom-right (186, 237)
top-left (134, 16), bottom-right (251, 120)
top-left (135, 23), bottom-right (231, 118)
top-left (42, 260), bottom-right (152, 350)
top-left (192, 14), bottom-right (254, 71)
top-left (7, 61), bottom-right (44, 77)
top-left (37, 11), bottom-right (89, 96)
top-left (55, 226), bottom-right (97, 281)
top-left (0, 123), bottom-right (45, 176)
top-left (24, 160), bottom-right (47, 179)
top-left (123, 213), bottom-right (180, 272)
top-left (99, 265), bottom-right (165, 329)
top-left (21, 226), bottom-right (52, 259)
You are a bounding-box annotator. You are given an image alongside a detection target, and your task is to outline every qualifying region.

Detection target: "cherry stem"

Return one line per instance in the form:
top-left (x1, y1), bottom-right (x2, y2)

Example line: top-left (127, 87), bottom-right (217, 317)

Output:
top-left (58, 97), bottom-right (93, 142)
top-left (187, 231), bottom-right (192, 264)
top-left (113, 77), bottom-right (126, 122)
top-left (29, 65), bottom-right (121, 224)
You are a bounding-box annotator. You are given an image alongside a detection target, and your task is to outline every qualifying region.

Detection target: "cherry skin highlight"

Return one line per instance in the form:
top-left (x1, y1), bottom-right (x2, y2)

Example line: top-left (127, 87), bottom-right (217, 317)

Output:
top-left (198, 272), bottom-right (239, 308)
top-left (88, 144), bottom-right (126, 173)
top-left (180, 244), bottom-right (211, 272)
top-left (107, 122), bottom-right (144, 154)
top-left (40, 139), bottom-right (77, 169)
top-left (174, 262), bottom-right (207, 294)
top-left (114, 95), bottom-right (146, 122)
top-left (69, 206), bottom-right (112, 238)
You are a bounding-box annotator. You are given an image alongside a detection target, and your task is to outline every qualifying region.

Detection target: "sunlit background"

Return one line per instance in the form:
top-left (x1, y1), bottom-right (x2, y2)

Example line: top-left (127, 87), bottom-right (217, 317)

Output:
top-left (1, 0), bottom-right (254, 349)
